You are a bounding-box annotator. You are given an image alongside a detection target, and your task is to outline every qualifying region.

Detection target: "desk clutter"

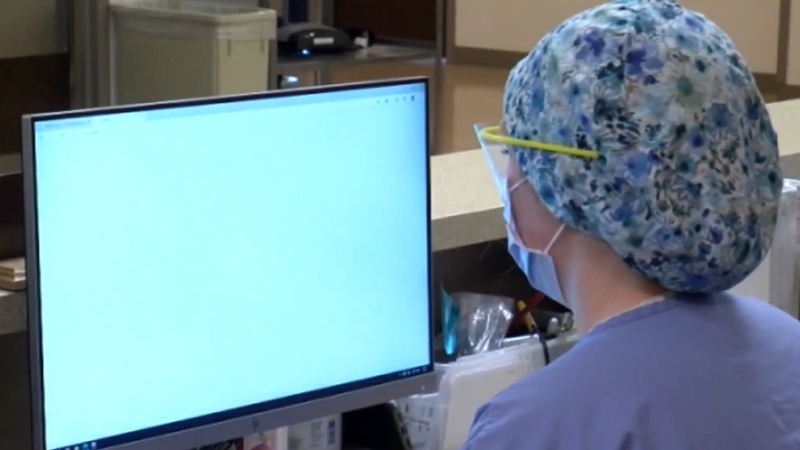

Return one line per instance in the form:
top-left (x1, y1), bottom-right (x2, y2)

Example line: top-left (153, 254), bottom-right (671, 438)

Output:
top-left (0, 257), bottom-right (24, 291)
top-left (199, 407), bottom-right (415, 450)
top-left (395, 334), bottom-right (578, 450)
top-left (197, 415), bottom-right (341, 450)
top-left (390, 287), bottom-right (578, 450)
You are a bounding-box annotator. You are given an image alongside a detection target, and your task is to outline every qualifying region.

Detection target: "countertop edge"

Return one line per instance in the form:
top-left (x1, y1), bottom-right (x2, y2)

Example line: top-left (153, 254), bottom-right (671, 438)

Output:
top-left (432, 207), bottom-right (505, 252)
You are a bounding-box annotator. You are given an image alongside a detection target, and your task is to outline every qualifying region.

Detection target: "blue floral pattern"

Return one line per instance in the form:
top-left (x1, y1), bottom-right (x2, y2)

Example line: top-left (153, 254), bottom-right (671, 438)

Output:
top-left (504, 0), bottom-right (782, 293)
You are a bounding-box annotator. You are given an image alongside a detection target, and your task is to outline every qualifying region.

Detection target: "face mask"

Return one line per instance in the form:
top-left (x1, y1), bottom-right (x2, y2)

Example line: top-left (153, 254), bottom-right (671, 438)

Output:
top-left (502, 178), bottom-right (568, 307)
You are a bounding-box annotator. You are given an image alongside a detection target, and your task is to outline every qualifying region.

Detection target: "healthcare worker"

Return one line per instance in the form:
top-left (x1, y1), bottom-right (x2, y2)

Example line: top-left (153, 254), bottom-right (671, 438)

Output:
top-left (466, 0), bottom-right (800, 448)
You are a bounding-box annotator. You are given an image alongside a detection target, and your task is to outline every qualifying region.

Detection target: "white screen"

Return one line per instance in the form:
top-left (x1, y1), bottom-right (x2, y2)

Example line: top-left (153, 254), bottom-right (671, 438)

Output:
top-left (32, 83), bottom-right (431, 450)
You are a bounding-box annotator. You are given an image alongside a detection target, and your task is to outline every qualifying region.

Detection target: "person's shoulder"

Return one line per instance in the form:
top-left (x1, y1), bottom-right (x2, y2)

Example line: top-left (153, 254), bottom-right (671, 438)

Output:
top-left (461, 349), bottom-right (624, 450)
top-left (460, 367), bottom-right (569, 449)
top-left (713, 291), bottom-right (800, 329)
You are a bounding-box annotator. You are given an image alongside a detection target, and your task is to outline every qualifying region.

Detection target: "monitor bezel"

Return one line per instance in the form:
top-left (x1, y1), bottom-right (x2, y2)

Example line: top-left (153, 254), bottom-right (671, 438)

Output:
top-left (22, 77), bottom-right (436, 450)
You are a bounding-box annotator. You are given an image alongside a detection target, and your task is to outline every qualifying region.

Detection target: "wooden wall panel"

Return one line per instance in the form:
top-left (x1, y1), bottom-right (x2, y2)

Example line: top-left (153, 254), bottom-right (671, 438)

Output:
top-left (0, 53), bottom-right (68, 259)
top-left (333, 0), bottom-right (437, 42)
top-left (0, 54), bottom-right (70, 156)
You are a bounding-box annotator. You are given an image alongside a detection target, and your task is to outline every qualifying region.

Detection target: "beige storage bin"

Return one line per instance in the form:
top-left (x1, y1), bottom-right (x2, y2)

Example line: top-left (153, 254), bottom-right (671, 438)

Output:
top-left (111, 0), bottom-right (276, 104)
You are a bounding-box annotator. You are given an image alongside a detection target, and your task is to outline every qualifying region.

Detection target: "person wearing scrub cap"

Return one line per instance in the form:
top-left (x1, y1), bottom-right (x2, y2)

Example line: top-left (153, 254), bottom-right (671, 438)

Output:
top-left (466, 0), bottom-right (800, 448)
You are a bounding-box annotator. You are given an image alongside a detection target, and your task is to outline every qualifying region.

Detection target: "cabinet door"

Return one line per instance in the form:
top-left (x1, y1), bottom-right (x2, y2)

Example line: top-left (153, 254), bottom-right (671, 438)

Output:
top-left (0, 0), bottom-right (70, 156)
top-left (0, 1), bottom-right (70, 262)
top-left (0, 55), bottom-right (70, 156)
top-left (333, 0), bottom-right (436, 42)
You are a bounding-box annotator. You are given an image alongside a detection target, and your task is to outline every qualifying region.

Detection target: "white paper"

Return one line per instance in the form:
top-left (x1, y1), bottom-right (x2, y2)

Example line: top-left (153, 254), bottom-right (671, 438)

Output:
top-left (396, 394), bottom-right (444, 450)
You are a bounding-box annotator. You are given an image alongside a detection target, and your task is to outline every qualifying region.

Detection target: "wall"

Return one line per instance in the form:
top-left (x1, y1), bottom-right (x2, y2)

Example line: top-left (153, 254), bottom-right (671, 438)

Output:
top-left (787, 0), bottom-right (800, 85)
top-left (452, 0), bottom-right (782, 76)
top-left (681, 0), bottom-right (780, 74)
top-left (0, 0), bottom-right (61, 59)
top-left (455, 0), bottom-right (602, 53)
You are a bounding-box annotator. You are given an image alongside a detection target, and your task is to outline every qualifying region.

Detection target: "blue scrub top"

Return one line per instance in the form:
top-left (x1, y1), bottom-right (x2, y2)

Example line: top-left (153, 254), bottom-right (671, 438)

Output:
top-left (462, 292), bottom-right (800, 449)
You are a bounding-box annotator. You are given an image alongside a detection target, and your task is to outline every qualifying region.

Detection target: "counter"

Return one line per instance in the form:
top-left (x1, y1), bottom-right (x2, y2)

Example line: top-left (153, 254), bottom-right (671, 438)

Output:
top-left (3, 99), bottom-right (800, 335)
top-left (433, 99), bottom-right (800, 251)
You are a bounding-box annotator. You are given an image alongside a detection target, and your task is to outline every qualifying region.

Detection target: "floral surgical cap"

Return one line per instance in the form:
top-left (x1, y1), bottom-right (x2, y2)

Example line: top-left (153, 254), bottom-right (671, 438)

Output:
top-left (504, 0), bottom-right (783, 293)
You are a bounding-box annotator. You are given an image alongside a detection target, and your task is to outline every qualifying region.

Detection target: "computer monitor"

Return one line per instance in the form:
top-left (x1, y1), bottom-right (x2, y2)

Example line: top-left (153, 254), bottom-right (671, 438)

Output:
top-left (22, 78), bottom-right (434, 450)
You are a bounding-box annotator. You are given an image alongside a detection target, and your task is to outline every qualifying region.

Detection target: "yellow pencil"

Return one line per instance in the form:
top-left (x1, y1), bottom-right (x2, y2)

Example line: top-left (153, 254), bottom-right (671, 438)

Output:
top-left (517, 300), bottom-right (534, 332)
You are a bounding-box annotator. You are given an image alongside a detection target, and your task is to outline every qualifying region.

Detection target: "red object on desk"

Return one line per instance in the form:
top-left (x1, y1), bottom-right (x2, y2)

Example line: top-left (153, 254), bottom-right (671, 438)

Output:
top-left (511, 292), bottom-right (544, 330)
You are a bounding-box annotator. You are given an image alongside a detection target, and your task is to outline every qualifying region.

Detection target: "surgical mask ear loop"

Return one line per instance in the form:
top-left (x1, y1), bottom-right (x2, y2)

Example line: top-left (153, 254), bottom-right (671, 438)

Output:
top-left (543, 224), bottom-right (566, 255)
top-left (508, 177), bottom-right (566, 256)
top-left (509, 178), bottom-right (527, 192)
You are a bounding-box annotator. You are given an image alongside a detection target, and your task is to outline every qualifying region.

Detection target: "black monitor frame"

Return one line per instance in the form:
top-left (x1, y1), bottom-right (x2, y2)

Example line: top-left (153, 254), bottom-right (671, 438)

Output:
top-left (22, 77), bottom-right (435, 450)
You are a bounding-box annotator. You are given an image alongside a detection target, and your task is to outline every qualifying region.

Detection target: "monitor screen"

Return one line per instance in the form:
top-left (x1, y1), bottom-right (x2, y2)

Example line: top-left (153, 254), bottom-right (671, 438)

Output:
top-left (23, 79), bottom-right (433, 450)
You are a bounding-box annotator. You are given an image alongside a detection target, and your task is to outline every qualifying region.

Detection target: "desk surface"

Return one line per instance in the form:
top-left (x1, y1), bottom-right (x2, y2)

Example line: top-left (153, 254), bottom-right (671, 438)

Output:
top-left (4, 99), bottom-right (800, 334)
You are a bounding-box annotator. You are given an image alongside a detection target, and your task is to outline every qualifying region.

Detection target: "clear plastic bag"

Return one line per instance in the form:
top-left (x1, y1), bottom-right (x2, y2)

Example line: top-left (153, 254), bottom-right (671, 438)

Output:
top-left (441, 290), bottom-right (514, 357)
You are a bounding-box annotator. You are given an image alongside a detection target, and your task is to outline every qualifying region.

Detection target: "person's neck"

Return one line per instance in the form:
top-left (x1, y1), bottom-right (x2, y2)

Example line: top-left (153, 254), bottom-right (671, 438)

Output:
top-left (556, 240), bottom-right (669, 334)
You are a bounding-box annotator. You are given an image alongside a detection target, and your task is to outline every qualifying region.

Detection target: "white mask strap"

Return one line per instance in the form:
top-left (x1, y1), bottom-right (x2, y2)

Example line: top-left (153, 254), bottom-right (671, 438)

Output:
top-left (543, 224), bottom-right (566, 255)
top-left (509, 178), bottom-right (527, 192)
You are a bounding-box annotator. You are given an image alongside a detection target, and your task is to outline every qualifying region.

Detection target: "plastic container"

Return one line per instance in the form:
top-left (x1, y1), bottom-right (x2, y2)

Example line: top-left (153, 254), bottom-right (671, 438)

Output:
top-left (110, 0), bottom-right (277, 104)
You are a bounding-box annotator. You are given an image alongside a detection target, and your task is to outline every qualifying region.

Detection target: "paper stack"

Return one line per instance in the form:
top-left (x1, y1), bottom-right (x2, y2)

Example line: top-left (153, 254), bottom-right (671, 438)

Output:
top-left (0, 257), bottom-right (25, 291)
